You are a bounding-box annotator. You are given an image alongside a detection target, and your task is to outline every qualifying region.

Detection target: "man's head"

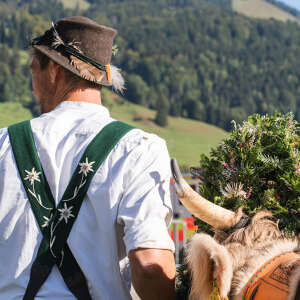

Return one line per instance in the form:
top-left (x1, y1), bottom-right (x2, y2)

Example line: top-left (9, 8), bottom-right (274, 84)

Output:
top-left (29, 16), bottom-right (124, 111)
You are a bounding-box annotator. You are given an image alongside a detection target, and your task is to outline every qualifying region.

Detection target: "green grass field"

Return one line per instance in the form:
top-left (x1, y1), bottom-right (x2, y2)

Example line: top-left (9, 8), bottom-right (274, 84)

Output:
top-left (232, 0), bottom-right (300, 23)
top-left (102, 89), bottom-right (228, 167)
top-left (0, 102), bottom-right (33, 129)
top-left (59, 0), bottom-right (90, 10)
top-left (0, 91), bottom-right (228, 167)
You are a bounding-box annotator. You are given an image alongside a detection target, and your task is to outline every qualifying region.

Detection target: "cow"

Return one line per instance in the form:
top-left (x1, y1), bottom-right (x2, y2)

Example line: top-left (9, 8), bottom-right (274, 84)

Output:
top-left (171, 159), bottom-right (300, 300)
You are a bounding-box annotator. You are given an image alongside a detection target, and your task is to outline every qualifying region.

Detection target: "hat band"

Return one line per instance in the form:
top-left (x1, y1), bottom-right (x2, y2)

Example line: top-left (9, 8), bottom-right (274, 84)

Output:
top-left (105, 64), bottom-right (112, 84)
top-left (62, 44), bottom-right (112, 84)
top-left (61, 44), bottom-right (107, 71)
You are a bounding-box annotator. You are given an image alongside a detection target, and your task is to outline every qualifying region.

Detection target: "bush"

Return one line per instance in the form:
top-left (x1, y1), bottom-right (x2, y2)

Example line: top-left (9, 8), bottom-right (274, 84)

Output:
top-left (195, 111), bottom-right (300, 235)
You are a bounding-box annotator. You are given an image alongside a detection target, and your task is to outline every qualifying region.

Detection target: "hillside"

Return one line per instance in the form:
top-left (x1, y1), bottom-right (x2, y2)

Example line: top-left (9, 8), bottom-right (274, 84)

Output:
top-left (102, 89), bottom-right (228, 167)
top-left (232, 0), bottom-right (300, 23)
top-left (0, 95), bottom-right (227, 168)
top-left (0, 102), bottom-right (33, 128)
top-left (1, 0), bottom-right (300, 132)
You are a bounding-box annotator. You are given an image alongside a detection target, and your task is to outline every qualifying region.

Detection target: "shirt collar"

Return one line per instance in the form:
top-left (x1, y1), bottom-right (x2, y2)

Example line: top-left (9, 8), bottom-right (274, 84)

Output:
top-left (53, 101), bottom-right (110, 116)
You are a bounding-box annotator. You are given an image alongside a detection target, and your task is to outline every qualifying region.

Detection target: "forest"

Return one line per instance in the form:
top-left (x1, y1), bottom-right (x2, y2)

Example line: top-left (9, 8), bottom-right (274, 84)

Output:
top-left (1, 0), bottom-right (300, 130)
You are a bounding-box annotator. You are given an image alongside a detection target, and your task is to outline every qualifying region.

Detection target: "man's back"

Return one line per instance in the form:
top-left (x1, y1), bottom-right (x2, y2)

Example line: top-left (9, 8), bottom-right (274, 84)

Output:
top-left (0, 101), bottom-right (174, 299)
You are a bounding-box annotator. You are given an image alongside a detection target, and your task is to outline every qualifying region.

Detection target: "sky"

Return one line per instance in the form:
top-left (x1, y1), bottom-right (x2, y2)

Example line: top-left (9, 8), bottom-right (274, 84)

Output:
top-left (277, 0), bottom-right (300, 11)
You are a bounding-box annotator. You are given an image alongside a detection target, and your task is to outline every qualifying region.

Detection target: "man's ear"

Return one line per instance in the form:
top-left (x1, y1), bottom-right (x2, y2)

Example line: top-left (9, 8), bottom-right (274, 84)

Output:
top-left (48, 61), bottom-right (62, 84)
top-left (186, 233), bottom-right (233, 300)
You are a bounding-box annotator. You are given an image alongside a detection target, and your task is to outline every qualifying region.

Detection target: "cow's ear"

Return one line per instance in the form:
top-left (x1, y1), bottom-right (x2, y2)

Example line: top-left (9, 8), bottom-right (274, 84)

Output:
top-left (186, 233), bottom-right (233, 300)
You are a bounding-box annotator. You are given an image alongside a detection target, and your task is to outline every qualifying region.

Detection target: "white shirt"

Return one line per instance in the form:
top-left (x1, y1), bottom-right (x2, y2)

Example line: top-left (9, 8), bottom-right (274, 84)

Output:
top-left (0, 101), bottom-right (174, 300)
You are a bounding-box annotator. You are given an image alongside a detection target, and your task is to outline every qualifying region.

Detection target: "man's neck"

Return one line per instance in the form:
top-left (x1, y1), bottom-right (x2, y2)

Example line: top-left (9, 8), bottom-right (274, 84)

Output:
top-left (64, 88), bottom-right (102, 105)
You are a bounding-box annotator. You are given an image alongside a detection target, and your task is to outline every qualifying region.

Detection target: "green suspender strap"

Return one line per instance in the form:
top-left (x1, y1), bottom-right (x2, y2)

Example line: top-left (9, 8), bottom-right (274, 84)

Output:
top-left (8, 120), bottom-right (134, 300)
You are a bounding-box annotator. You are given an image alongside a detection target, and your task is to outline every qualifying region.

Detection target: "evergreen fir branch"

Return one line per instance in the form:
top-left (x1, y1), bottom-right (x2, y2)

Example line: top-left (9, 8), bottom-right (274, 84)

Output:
top-left (258, 153), bottom-right (280, 168)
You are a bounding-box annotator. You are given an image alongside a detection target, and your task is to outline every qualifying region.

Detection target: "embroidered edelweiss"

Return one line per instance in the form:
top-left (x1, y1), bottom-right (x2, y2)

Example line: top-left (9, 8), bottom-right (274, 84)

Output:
top-left (58, 203), bottom-right (75, 224)
top-left (79, 157), bottom-right (95, 176)
top-left (24, 167), bottom-right (41, 185)
top-left (42, 215), bottom-right (52, 228)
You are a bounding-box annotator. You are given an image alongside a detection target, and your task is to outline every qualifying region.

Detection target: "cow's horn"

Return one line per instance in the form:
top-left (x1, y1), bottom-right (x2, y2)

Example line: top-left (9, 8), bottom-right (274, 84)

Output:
top-left (171, 158), bottom-right (240, 230)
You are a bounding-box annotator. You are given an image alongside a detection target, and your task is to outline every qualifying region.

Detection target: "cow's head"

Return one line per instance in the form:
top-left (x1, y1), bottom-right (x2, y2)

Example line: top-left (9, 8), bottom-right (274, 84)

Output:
top-left (171, 158), bottom-right (285, 299)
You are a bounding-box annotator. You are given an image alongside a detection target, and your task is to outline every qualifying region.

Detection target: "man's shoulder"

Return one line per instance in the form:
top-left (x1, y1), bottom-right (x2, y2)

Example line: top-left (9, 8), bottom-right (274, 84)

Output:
top-left (118, 125), bottom-right (167, 150)
top-left (111, 125), bottom-right (169, 166)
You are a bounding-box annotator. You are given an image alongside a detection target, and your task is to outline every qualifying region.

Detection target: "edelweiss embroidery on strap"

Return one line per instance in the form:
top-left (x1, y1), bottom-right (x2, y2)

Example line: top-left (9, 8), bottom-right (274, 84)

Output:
top-left (79, 157), bottom-right (95, 176)
top-left (42, 215), bottom-right (52, 228)
top-left (24, 157), bottom-right (95, 264)
top-left (63, 157), bottom-right (95, 203)
top-left (24, 167), bottom-right (52, 211)
top-left (49, 203), bottom-right (75, 259)
top-left (24, 167), bottom-right (41, 184)
top-left (58, 203), bottom-right (75, 224)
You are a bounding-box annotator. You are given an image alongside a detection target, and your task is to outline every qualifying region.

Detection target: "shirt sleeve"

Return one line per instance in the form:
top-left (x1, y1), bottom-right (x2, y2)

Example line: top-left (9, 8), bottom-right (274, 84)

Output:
top-left (117, 133), bottom-right (175, 255)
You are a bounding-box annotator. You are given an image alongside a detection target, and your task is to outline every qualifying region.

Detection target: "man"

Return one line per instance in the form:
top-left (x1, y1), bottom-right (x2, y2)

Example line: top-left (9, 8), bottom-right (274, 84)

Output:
top-left (0, 16), bottom-right (176, 299)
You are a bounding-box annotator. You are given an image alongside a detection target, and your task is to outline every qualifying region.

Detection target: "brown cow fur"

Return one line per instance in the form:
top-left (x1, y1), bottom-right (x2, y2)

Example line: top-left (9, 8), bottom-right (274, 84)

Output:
top-left (187, 233), bottom-right (233, 300)
top-left (187, 211), bottom-right (300, 300)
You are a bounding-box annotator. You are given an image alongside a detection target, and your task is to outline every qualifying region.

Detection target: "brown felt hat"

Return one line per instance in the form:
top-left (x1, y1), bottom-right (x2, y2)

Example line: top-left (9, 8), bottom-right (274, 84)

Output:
top-left (30, 16), bottom-right (117, 86)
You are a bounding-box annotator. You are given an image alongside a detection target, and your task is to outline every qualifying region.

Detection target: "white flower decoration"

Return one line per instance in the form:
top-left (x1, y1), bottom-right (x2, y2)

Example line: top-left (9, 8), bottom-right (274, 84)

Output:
top-left (24, 167), bottom-right (41, 185)
top-left (220, 182), bottom-right (247, 199)
top-left (42, 215), bottom-right (51, 228)
top-left (79, 157), bottom-right (95, 177)
top-left (58, 203), bottom-right (74, 224)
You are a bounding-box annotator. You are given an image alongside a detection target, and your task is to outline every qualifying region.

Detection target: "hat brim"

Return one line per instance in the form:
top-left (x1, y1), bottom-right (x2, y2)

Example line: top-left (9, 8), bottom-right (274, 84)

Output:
top-left (33, 44), bottom-right (111, 86)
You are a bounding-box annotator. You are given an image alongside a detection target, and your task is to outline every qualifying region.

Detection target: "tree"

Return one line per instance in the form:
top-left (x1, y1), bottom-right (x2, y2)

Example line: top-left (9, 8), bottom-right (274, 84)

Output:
top-left (154, 95), bottom-right (169, 127)
top-left (185, 99), bottom-right (205, 121)
top-left (125, 74), bottom-right (149, 105)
